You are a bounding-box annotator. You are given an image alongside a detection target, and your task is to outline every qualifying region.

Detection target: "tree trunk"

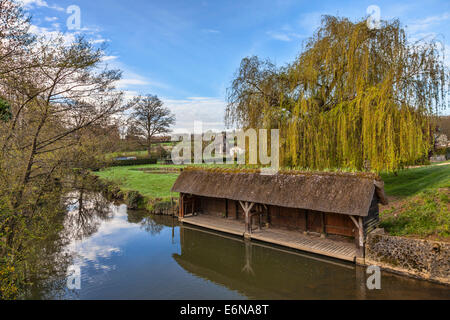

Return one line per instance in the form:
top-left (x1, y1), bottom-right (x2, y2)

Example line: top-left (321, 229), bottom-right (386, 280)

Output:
top-left (147, 134), bottom-right (153, 157)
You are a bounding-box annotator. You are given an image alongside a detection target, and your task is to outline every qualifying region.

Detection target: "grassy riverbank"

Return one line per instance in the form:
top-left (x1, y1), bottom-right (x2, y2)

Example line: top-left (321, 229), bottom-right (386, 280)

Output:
top-left (94, 164), bottom-right (182, 203)
top-left (380, 162), bottom-right (450, 240)
top-left (95, 161), bottom-right (450, 239)
top-left (380, 162), bottom-right (450, 197)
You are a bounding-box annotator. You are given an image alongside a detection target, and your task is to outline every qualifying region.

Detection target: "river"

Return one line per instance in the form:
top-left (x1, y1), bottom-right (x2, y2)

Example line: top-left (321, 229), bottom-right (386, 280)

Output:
top-left (30, 191), bottom-right (449, 300)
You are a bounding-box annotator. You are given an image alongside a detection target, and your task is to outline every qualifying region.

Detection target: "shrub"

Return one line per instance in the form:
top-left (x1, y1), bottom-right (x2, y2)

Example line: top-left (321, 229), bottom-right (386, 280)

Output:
top-left (0, 98), bottom-right (11, 122)
top-left (105, 184), bottom-right (123, 200)
top-left (125, 191), bottom-right (143, 209)
top-left (434, 148), bottom-right (448, 156)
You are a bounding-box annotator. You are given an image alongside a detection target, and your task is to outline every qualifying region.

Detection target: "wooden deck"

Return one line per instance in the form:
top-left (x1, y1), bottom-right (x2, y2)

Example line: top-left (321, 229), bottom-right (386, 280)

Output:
top-left (181, 214), bottom-right (357, 262)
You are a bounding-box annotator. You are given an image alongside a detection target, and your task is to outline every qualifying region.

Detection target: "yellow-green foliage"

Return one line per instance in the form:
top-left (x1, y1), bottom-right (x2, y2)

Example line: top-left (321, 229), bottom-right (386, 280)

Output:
top-left (0, 259), bottom-right (18, 300)
top-left (227, 16), bottom-right (448, 172)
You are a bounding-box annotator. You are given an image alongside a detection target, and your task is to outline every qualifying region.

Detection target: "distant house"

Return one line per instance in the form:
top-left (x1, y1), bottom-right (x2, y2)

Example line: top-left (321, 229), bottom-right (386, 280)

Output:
top-left (435, 133), bottom-right (450, 149)
top-left (172, 168), bottom-right (388, 262)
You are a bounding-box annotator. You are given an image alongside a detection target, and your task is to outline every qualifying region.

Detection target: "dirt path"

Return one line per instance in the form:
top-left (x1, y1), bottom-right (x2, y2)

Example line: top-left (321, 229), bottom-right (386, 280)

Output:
top-left (407, 161), bottom-right (450, 169)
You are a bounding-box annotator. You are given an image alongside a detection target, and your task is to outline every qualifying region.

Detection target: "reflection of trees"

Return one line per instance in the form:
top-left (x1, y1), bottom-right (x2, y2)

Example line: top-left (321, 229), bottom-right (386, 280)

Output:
top-left (22, 175), bottom-right (114, 299)
top-left (127, 209), bottom-right (147, 224)
top-left (24, 236), bottom-right (73, 300)
top-left (128, 209), bottom-right (177, 236)
top-left (20, 190), bottom-right (74, 300)
top-left (140, 217), bottom-right (165, 236)
top-left (63, 176), bottom-right (113, 241)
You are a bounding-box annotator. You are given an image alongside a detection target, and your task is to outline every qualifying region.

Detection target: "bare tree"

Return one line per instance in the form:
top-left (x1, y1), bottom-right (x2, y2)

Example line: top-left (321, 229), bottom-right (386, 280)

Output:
top-left (130, 95), bottom-right (175, 156)
top-left (0, 0), bottom-right (136, 298)
top-left (0, 0), bottom-right (34, 75)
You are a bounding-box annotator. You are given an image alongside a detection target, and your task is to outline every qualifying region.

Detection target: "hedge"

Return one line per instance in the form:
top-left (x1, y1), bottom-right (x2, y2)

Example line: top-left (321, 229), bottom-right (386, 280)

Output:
top-left (109, 158), bottom-right (158, 167)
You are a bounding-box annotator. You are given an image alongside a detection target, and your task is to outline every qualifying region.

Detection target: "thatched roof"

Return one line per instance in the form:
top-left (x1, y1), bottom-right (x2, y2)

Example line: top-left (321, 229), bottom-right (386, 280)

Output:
top-left (171, 168), bottom-right (388, 217)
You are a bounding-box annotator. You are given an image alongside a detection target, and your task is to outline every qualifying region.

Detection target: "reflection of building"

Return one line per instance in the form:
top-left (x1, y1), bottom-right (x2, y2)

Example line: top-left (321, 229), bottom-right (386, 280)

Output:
top-left (174, 225), bottom-right (359, 300)
top-left (172, 168), bottom-right (388, 262)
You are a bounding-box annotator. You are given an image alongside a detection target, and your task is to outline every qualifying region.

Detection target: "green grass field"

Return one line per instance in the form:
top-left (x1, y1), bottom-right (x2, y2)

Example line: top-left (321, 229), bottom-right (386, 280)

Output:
top-left (94, 163), bottom-right (237, 199)
top-left (381, 162), bottom-right (450, 197)
top-left (94, 164), bottom-right (183, 199)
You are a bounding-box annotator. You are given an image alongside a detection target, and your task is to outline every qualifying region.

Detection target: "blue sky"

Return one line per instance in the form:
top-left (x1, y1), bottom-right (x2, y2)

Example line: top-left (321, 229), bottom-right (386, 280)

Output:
top-left (21, 0), bottom-right (450, 131)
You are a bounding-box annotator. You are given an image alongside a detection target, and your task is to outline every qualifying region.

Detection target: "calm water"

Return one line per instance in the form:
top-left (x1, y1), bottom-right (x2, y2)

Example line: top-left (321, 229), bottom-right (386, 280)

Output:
top-left (35, 192), bottom-right (449, 300)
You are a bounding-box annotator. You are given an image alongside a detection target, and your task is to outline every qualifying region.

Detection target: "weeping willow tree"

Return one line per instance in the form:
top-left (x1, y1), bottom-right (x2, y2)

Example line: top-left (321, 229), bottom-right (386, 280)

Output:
top-left (226, 16), bottom-right (448, 172)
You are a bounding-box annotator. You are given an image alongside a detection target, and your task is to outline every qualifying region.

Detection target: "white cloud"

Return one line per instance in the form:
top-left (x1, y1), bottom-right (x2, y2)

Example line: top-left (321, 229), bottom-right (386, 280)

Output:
top-left (118, 94), bottom-right (227, 133)
top-left (267, 30), bottom-right (304, 42)
top-left (406, 12), bottom-right (450, 34)
top-left (101, 55), bottom-right (119, 62)
top-left (123, 90), bottom-right (139, 101)
top-left (44, 16), bottom-right (58, 22)
top-left (202, 29), bottom-right (220, 34)
top-left (163, 97), bottom-right (227, 133)
top-left (91, 38), bottom-right (110, 44)
top-left (28, 24), bottom-right (76, 45)
top-left (116, 78), bottom-right (150, 88)
top-left (404, 13), bottom-right (450, 68)
top-left (267, 31), bottom-right (291, 42)
top-left (267, 22), bottom-right (306, 42)
top-left (111, 65), bottom-right (170, 91)
top-left (19, 0), bottom-right (64, 11)
top-left (20, 0), bottom-right (48, 7)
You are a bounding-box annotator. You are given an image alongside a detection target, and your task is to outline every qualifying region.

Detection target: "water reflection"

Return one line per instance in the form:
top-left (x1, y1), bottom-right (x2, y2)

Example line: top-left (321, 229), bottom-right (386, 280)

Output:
top-left (64, 191), bottom-right (113, 241)
top-left (31, 186), bottom-right (449, 300)
top-left (127, 210), bottom-right (174, 236)
top-left (174, 226), bottom-right (450, 300)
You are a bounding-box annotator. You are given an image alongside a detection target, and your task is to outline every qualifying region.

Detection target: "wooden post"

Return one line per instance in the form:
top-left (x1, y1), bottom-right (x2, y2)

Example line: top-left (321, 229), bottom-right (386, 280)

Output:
top-left (225, 199), bottom-right (229, 219)
top-left (180, 194), bottom-right (185, 218)
top-left (358, 217), bottom-right (365, 258)
top-left (239, 201), bottom-right (255, 234)
top-left (350, 216), bottom-right (365, 258)
top-left (305, 210), bottom-right (309, 235)
top-left (259, 206), bottom-right (262, 230)
top-left (321, 213), bottom-right (327, 238)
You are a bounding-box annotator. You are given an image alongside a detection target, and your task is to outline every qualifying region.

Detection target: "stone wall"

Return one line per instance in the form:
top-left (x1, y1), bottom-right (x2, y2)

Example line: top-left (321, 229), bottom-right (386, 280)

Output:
top-left (366, 230), bottom-right (450, 285)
